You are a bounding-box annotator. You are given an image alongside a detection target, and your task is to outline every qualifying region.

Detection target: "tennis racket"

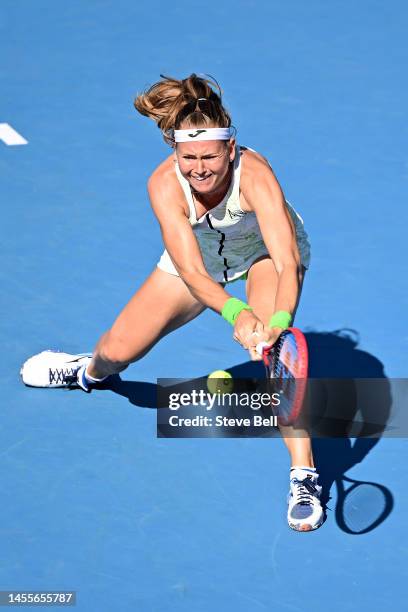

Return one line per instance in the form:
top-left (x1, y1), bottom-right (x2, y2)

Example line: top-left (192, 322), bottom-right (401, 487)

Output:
top-left (256, 327), bottom-right (308, 425)
top-left (335, 475), bottom-right (393, 535)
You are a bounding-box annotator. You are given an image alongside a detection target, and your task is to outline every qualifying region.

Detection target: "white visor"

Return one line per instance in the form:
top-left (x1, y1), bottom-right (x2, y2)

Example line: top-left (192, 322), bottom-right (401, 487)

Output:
top-left (173, 127), bottom-right (233, 143)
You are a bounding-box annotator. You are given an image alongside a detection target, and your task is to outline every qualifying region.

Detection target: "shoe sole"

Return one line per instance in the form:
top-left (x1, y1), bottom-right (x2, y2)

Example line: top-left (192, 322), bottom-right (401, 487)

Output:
top-left (288, 516), bottom-right (325, 532)
top-left (21, 381), bottom-right (81, 388)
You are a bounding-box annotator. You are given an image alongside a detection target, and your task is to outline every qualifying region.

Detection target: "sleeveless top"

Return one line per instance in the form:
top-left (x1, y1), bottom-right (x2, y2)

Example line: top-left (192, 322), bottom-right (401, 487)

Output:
top-left (157, 145), bottom-right (311, 283)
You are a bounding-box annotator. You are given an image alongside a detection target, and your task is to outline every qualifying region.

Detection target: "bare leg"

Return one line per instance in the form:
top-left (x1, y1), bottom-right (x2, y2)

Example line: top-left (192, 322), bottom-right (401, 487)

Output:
top-left (246, 256), bottom-right (314, 467)
top-left (87, 268), bottom-right (206, 379)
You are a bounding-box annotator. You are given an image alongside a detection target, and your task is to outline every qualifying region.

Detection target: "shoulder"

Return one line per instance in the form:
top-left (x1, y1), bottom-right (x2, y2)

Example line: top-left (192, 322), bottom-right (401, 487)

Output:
top-left (240, 146), bottom-right (280, 188)
top-left (147, 153), bottom-right (177, 194)
top-left (239, 146), bottom-right (274, 179)
top-left (238, 146), bottom-right (284, 208)
top-left (147, 153), bottom-right (188, 216)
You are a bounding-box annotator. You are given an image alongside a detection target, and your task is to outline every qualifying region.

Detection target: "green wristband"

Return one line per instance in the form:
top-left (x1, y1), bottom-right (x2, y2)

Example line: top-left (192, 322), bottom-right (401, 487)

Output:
top-left (221, 297), bottom-right (253, 326)
top-left (268, 310), bottom-right (292, 330)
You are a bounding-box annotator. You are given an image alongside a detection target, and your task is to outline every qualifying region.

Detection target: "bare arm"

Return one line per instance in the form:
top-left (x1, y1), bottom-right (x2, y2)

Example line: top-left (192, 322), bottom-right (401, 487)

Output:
top-left (241, 152), bottom-right (302, 323)
top-left (148, 169), bottom-right (232, 313)
top-left (148, 160), bottom-right (277, 358)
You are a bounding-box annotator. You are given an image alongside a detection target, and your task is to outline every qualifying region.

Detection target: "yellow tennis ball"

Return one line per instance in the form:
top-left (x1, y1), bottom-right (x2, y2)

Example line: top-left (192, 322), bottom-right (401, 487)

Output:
top-left (207, 370), bottom-right (234, 394)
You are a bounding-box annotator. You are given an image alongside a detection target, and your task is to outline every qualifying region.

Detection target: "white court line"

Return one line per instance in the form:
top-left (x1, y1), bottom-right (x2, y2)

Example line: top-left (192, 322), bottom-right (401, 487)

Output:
top-left (0, 123), bottom-right (28, 145)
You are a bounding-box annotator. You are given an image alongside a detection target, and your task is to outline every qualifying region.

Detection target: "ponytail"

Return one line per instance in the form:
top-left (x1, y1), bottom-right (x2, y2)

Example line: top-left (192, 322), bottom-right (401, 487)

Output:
top-left (134, 73), bottom-right (232, 145)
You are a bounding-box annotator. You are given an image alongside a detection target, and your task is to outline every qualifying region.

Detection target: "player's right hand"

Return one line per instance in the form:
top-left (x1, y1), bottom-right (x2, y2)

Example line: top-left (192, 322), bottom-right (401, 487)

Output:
top-left (233, 310), bottom-right (267, 361)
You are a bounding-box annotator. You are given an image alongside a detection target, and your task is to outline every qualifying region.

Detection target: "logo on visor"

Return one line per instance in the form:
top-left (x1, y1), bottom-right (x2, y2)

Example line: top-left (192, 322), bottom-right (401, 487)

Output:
top-left (188, 129), bottom-right (207, 138)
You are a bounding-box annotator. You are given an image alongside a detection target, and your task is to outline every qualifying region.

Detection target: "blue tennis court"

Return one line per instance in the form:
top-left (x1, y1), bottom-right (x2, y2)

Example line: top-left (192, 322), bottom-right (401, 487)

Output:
top-left (1, 1), bottom-right (407, 610)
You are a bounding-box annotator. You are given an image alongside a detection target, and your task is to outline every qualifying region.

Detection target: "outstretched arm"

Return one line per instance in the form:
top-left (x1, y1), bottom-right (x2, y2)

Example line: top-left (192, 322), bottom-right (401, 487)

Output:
top-left (148, 168), bottom-right (272, 354)
top-left (241, 153), bottom-right (302, 340)
top-left (148, 171), bottom-right (231, 312)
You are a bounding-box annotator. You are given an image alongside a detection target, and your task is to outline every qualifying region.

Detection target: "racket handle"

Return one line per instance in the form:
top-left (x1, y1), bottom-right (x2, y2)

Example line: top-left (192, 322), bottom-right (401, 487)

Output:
top-left (256, 341), bottom-right (271, 356)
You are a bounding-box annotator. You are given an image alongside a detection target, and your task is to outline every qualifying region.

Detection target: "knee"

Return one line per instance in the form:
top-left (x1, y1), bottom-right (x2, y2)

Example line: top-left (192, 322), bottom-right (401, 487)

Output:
top-left (97, 330), bottom-right (133, 367)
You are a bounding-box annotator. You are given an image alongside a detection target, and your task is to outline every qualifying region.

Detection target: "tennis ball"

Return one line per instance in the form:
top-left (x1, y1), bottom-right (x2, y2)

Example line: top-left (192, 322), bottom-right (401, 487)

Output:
top-left (207, 370), bottom-right (234, 394)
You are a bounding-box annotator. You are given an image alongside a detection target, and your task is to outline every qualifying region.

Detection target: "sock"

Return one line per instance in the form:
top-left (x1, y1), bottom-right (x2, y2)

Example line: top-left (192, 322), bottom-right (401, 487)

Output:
top-left (84, 367), bottom-right (109, 385)
top-left (290, 466), bottom-right (317, 481)
top-left (291, 466), bottom-right (316, 472)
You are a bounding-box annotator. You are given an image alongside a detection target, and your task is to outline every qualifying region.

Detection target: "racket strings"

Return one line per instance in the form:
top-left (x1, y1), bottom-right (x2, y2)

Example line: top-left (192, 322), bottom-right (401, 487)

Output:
top-left (272, 337), bottom-right (297, 399)
top-left (265, 329), bottom-right (308, 425)
top-left (272, 335), bottom-right (285, 377)
top-left (274, 336), bottom-right (298, 377)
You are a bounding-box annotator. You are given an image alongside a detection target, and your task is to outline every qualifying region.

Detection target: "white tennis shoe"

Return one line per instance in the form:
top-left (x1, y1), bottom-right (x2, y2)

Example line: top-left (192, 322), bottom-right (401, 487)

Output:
top-left (287, 468), bottom-right (324, 531)
top-left (20, 351), bottom-right (92, 391)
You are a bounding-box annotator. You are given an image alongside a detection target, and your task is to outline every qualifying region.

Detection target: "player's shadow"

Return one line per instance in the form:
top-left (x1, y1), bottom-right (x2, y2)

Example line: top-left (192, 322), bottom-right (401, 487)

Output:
top-left (99, 376), bottom-right (157, 408)
top-left (303, 330), bottom-right (394, 529)
top-left (101, 328), bottom-right (394, 534)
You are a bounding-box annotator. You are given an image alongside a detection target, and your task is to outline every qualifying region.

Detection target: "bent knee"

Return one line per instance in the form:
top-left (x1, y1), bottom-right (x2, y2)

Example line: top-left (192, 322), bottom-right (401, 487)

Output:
top-left (98, 330), bottom-right (135, 366)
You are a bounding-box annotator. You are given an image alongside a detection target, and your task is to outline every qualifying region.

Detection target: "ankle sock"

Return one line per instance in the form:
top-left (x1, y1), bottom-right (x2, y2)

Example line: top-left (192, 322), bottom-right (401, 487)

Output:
top-left (290, 466), bottom-right (317, 481)
top-left (291, 466), bottom-right (316, 472)
top-left (84, 367), bottom-right (109, 385)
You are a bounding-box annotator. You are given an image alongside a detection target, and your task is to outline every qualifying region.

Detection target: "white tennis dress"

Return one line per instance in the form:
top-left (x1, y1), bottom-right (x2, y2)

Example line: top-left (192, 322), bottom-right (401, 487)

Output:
top-left (157, 146), bottom-right (311, 283)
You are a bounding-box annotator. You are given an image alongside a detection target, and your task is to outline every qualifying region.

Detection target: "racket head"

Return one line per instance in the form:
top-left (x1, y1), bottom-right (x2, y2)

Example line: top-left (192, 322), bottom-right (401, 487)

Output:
top-left (262, 327), bottom-right (308, 425)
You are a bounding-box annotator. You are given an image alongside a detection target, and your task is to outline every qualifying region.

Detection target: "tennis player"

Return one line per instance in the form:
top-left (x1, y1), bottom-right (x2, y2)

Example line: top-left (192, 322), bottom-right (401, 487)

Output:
top-left (21, 74), bottom-right (324, 531)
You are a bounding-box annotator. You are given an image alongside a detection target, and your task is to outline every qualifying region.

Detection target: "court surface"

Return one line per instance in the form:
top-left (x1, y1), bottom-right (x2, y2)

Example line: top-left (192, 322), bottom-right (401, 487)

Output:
top-left (1, 1), bottom-right (407, 610)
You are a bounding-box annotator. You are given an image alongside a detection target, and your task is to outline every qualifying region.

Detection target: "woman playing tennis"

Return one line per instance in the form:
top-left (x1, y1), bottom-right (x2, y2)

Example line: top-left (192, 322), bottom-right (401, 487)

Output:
top-left (21, 74), bottom-right (324, 531)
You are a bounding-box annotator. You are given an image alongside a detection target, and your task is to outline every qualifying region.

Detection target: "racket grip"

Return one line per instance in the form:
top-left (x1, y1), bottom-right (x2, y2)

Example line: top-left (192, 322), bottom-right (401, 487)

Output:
top-left (256, 341), bottom-right (271, 356)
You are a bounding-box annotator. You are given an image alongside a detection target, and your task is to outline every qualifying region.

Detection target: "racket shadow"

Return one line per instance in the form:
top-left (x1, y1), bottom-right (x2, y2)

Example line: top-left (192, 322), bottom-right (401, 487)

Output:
top-left (312, 437), bottom-right (394, 534)
top-left (334, 474), bottom-right (394, 535)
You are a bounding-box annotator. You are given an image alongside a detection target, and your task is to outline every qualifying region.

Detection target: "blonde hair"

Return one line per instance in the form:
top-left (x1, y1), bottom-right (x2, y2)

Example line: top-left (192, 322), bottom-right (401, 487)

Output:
top-left (134, 73), bottom-right (232, 145)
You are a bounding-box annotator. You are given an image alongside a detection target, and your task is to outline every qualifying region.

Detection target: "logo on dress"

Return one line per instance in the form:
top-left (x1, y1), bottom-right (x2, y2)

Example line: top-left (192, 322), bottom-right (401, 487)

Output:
top-left (228, 209), bottom-right (246, 219)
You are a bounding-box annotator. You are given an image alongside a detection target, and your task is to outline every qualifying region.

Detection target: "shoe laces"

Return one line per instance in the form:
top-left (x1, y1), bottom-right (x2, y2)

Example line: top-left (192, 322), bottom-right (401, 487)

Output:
top-left (291, 476), bottom-right (319, 505)
top-left (49, 365), bottom-right (80, 385)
